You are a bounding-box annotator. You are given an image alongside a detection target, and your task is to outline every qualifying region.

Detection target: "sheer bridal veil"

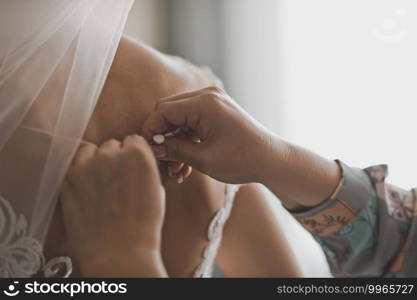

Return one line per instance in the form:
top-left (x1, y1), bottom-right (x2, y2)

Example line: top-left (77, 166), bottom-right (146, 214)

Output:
top-left (0, 0), bottom-right (133, 277)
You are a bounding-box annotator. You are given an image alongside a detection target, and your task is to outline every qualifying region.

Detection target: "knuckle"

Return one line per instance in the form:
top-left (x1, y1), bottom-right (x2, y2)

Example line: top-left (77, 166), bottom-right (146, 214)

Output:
top-left (107, 138), bottom-right (119, 144)
top-left (73, 144), bottom-right (94, 162)
top-left (77, 144), bottom-right (92, 154)
top-left (205, 86), bottom-right (223, 94)
top-left (202, 93), bottom-right (224, 110)
top-left (101, 138), bottom-right (120, 148)
top-left (202, 88), bottom-right (225, 103)
top-left (204, 92), bottom-right (219, 102)
top-left (79, 142), bottom-right (96, 151)
top-left (126, 141), bottom-right (147, 156)
top-left (129, 134), bottom-right (147, 145)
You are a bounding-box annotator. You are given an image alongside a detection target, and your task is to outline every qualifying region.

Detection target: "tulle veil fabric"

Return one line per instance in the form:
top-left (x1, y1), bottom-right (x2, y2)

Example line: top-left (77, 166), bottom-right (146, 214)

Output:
top-left (0, 0), bottom-right (133, 277)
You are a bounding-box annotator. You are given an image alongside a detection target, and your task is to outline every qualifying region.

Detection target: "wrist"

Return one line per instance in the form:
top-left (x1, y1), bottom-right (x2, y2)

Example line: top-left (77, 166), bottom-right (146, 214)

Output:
top-left (255, 136), bottom-right (313, 210)
top-left (78, 226), bottom-right (164, 277)
top-left (255, 135), bottom-right (341, 210)
top-left (80, 246), bottom-right (166, 277)
top-left (253, 133), bottom-right (289, 185)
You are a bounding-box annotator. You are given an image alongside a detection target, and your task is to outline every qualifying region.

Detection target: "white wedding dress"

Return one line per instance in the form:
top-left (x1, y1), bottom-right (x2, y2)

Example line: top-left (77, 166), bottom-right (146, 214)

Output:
top-left (0, 0), bottom-right (236, 278)
top-left (193, 184), bottom-right (239, 277)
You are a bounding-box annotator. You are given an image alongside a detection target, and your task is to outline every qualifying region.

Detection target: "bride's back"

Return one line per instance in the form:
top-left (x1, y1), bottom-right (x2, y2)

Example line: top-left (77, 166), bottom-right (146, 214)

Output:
top-left (44, 37), bottom-right (226, 277)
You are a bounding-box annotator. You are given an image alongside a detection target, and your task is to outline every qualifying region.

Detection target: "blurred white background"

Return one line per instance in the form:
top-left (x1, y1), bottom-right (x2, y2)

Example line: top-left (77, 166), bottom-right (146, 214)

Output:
top-left (125, 0), bottom-right (417, 277)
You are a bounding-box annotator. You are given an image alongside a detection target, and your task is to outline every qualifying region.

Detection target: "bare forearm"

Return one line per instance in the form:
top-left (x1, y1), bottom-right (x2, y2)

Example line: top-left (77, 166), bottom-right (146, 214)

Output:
top-left (218, 184), bottom-right (302, 277)
top-left (257, 135), bottom-right (341, 211)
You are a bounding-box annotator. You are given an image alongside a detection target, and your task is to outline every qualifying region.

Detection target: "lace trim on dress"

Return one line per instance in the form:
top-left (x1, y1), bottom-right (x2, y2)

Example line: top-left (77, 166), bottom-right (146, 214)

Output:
top-left (193, 184), bottom-right (240, 278)
top-left (1, 183), bottom-right (237, 278)
top-left (0, 195), bottom-right (72, 278)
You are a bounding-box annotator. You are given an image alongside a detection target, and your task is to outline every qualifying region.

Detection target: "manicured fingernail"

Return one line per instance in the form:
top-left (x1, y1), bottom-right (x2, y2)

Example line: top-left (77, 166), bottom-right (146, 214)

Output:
top-left (177, 176), bottom-right (184, 184)
top-left (152, 145), bottom-right (166, 159)
top-left (171, 162), bottom-right (184, 174)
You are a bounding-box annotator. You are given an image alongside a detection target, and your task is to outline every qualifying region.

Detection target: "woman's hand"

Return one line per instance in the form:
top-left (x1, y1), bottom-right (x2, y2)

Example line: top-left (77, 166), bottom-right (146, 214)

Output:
top-left (142, 87), bottom-right (340, 211)
top-left (142, 86), bottom-right (272, 184)
top-left (60, 135), bottom-right (167, 277)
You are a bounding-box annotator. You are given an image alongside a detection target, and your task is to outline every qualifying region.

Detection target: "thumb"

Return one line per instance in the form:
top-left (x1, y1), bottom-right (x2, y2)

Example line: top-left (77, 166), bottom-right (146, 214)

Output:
top-left (154, 137), bottom-right (206, 169)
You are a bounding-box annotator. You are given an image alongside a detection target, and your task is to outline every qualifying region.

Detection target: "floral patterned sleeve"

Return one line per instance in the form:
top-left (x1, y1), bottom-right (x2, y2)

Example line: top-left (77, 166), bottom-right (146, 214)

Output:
top-left (291, 161), bottom-right (417, 277)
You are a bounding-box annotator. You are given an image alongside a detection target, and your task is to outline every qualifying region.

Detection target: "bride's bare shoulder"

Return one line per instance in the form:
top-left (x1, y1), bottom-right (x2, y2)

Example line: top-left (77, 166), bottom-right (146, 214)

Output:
top-left (85, 36), bottom-right (215, 144)
top-left (116, 36), bottom-right (213, 91)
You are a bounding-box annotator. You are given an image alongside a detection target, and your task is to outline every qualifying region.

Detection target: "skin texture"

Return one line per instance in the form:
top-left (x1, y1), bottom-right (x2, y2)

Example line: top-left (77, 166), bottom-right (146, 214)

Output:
top-left (44, 36), bottom-right (301, 277)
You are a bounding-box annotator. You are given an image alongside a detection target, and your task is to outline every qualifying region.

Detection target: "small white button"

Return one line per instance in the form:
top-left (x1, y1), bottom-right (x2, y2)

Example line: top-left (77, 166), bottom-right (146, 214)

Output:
top-left (152, 134), bottom-right (165, 145)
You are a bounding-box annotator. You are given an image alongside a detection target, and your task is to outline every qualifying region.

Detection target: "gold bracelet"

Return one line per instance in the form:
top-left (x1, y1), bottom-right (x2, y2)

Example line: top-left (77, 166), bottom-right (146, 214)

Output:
top-left (329, 160), bottom-right (344, 200)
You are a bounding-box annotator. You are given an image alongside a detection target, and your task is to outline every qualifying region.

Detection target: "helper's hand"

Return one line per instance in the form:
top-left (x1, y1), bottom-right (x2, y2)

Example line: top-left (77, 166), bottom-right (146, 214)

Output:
top-left (60, 135), bottom-right (167, 277)
top-left (142, 87), bottom-right (272, 184)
